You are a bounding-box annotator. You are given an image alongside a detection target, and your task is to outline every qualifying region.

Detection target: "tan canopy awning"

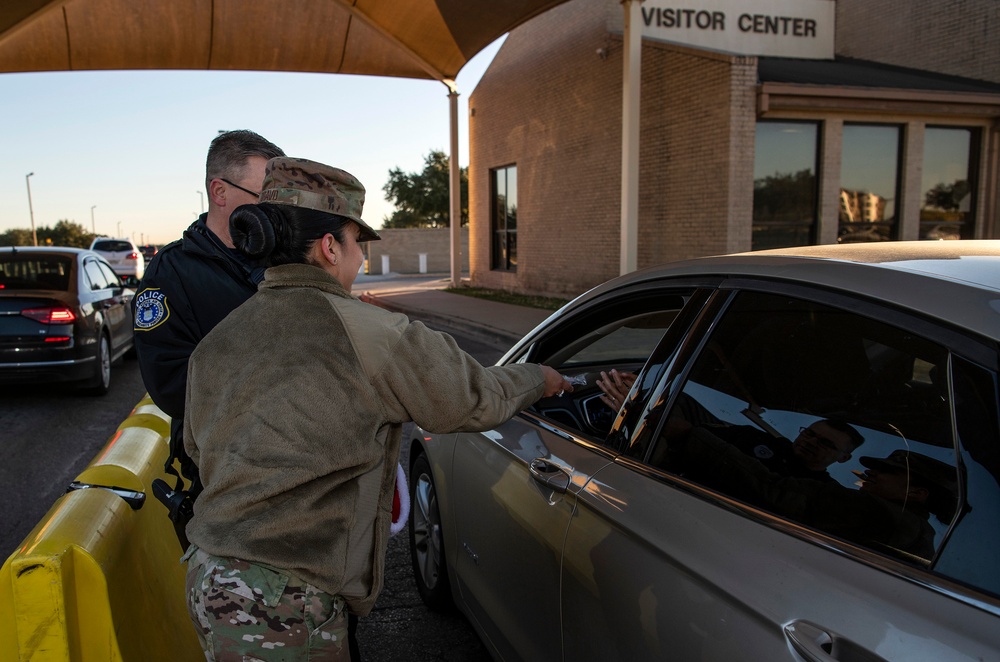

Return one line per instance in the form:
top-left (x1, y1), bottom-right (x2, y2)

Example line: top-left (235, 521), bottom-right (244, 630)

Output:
top-left (0, 0), bottom-right (567, 82)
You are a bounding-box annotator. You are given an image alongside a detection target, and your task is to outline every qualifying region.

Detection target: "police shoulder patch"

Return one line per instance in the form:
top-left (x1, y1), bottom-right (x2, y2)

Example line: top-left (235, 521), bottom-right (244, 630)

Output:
top-left (753, 444), bottom-right (775, 460)
top-left (134, 288), bottom-right (171, 331)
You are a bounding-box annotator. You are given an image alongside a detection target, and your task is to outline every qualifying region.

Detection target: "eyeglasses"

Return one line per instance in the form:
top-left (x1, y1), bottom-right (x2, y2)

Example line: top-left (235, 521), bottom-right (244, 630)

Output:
top-left (798, 426), bottom-right (846, 454)
top-left (221, 178), bottom-right (261, 199)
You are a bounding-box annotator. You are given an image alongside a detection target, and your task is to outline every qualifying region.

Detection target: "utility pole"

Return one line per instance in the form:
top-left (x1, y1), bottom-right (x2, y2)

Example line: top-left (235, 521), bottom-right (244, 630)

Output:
top-left (26, 172), bottom-right (37, 246)
top-left (91, 205), bottom-right (97, 235)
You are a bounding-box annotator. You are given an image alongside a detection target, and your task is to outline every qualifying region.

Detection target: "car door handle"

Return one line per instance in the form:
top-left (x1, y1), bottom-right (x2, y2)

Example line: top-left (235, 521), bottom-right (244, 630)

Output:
top-left (784, 620), bottom-right (888, 662)
top-left (529, 458), bottom-right (570, 493)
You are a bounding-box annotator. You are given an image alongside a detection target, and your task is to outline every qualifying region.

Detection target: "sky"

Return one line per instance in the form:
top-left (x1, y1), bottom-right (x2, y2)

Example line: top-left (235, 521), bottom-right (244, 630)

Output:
top-left (0, 38), bottom-right (505, 246)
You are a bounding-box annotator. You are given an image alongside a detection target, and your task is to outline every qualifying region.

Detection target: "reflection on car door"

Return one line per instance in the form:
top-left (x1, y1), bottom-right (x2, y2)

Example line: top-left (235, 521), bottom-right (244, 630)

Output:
top-left (450, 284), bottom-right (702, 659)
top-left (450, 417), bottom-right (612, 660)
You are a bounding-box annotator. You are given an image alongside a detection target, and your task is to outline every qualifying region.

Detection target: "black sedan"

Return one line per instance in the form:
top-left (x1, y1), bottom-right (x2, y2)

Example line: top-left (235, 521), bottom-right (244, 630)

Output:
top-left (0, 246), bottom-right (134, 395)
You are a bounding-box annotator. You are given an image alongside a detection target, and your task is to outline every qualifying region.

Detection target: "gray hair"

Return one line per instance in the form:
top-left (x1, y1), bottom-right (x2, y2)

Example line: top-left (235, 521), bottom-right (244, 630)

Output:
top-left (205, 130), bottom-right (285, 189)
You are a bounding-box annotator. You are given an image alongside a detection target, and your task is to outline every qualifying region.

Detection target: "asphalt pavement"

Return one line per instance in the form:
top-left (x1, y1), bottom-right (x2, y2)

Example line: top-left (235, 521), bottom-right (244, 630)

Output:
top-left (352, 272), bottom-right (554, 352)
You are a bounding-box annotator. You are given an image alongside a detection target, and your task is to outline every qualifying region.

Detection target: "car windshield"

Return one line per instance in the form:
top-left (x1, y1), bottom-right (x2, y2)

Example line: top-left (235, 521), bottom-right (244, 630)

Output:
top-left (0, 255), bottom-right (72, 291)
top-left (93, 240), bottom-right (132, 252)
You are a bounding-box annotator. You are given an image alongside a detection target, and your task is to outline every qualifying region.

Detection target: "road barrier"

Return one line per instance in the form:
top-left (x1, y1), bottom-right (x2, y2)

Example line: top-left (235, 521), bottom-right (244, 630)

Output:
top-left (0, 395), bottom-right (201, 661)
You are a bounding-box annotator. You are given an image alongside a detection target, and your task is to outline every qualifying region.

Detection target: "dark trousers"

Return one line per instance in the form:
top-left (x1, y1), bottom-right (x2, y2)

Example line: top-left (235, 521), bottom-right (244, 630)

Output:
top-left (349, 613), bottom-right (361, 660)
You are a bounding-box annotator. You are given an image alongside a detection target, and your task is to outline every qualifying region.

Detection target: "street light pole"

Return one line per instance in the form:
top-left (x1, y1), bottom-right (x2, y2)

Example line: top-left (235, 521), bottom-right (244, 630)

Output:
top-left (197, 191), bottom-right (204, 214)
top-left (117, 221), bottom-right (122, 238)
top-left (25, 172), bottom-right (37, 246)
top-left (91, 205), bottom-right (97, 235)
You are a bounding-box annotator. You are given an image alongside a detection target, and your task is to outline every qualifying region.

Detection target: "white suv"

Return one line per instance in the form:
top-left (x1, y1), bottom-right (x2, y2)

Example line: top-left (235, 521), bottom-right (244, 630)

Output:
top-left (89, 237), bottom-right (144, 281)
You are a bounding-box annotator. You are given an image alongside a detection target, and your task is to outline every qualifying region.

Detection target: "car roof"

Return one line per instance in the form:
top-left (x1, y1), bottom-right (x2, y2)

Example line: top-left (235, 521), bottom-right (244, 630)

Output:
top-left (0, 246), bottom-right (92, 257)
top-left (578, 241), bottom-right (1000, 342)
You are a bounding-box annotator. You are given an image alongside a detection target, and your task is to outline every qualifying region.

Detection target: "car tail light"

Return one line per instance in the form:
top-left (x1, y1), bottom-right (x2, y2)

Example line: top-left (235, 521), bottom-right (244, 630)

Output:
top-left (44, 336), bottom-right (71, 343)
top-left (22, 306), bottom-right (77, 324)
top-left (127, 252), bottom-right (139, 261)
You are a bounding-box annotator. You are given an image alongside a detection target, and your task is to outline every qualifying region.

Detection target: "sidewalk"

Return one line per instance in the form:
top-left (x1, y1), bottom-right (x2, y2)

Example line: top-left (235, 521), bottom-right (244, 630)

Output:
top-left (352, 272), bottom-right (553, 351)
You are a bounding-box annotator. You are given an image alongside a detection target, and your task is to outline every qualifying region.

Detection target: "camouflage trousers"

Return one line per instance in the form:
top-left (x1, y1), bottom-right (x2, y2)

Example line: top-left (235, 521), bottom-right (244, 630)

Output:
top-left (184, 546), bottom-right (351, 661)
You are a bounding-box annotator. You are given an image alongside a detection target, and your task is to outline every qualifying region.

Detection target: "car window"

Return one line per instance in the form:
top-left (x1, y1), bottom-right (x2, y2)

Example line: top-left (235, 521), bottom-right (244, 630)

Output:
top-left (97, 261), bottom-right (122, 287)
top-left (933, 355), bottom-right (1000, 596)
top-left (644, 290), bottom-right (967, 569)
top-left (93, 240), bottom-right (133, 252)
top-left (0, 254), bottom-right (72, 290)
top-left (83, 259), bottom-right (111, 291)
top-left (519, 290), bottom-right (695, 440)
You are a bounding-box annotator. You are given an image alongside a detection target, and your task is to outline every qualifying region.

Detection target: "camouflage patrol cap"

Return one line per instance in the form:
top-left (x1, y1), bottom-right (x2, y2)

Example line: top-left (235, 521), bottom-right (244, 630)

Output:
top-left (259, 157), bottom-right (381, 242)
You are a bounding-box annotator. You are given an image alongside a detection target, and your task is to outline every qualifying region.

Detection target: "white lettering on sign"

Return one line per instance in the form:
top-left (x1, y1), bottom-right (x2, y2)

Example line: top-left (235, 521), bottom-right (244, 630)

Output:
top-left (640, 0), bottom-right (834, 59)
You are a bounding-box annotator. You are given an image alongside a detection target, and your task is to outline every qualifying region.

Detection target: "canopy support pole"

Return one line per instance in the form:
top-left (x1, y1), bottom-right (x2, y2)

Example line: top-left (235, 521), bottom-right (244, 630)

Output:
top-left (448, 84), bottom-right (462, 287)
top-left (620, 0), bottom-right (643, 275)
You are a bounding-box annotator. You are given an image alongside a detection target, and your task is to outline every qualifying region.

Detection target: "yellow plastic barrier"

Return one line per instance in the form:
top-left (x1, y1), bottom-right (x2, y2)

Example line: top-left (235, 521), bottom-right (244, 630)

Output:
top-left (0, 395), bottom-right (202, 661)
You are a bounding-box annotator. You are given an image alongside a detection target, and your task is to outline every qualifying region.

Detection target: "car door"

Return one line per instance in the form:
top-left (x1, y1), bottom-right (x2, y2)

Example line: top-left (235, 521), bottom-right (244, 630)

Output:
top-left (95, 259), bottom-right (132, 353)
top-left (560, 282), bottom-right (1000, 661)
top-left (449, 283), bottom-right (706, 660)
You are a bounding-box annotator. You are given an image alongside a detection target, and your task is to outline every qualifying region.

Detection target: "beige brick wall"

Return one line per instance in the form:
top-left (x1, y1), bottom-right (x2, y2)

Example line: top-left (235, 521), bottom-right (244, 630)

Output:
top-left (469, 0), bottom-right (759, 296)
top-left (364, 228), bottom-right (468, 275)
top-left (468, 0), bottom-right (1000, 297)
top-left (835, 0), bottom-right (1000, 84)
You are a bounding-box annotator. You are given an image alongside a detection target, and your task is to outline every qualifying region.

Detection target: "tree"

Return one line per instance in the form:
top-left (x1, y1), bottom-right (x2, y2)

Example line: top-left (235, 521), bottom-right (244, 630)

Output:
top-left (0, 220), bottom-right (95, 248)
top-left (924, 179), bottom-right (969, 212)
top-left (382, 150), bottom-right (468, 228)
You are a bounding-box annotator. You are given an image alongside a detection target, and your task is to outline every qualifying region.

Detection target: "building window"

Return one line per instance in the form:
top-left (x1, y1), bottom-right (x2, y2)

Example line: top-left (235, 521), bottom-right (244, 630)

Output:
top-left (839, 124), bottom-right (902, 243)
top-left (920, 127), bottom-right (979, 240)
top-left (491, 165), bottom-right (517, 271)
top-left (752, 121), bottom-right (819, 251)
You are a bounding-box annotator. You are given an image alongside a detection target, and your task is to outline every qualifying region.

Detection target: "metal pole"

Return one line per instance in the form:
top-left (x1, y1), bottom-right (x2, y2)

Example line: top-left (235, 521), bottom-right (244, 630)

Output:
top-left (25, 172), bottom-right (37, 246)
top-left (117, 221), bottom-right (122, 237)
top-left (197, 191), bottom-right (204, 213)
top-left (620, 0), bottom-right (643, 275)
top-left (91, 205), bottom-right (97, 234)
top-left (447, 83), bottom-right (461, 288)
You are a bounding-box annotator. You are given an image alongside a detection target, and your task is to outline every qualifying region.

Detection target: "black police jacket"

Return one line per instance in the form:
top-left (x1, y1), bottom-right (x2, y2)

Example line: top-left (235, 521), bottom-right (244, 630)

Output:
top-left (132, 216), bottom-right (261, 462)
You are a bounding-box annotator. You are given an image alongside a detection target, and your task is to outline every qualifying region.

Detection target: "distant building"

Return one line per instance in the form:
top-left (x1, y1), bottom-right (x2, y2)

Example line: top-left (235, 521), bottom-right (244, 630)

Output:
top-left (467, 0), bottom-right (1000, 296)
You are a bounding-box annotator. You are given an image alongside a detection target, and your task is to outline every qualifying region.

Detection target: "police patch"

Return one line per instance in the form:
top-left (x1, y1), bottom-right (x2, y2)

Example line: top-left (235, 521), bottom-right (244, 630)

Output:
top-left (134, 288), bottom-right (170, 330)
top-left (753, 444), bottom-right (775, 460)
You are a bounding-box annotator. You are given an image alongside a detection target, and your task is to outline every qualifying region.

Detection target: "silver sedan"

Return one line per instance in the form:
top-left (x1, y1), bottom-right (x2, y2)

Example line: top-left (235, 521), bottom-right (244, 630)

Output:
top-left (407, 240), bottom-right (1000, 661)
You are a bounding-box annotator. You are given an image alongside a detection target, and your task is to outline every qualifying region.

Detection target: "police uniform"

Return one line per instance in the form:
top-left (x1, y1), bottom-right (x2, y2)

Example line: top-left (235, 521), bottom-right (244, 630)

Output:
top-left (132, 215), bottom-right (262, 482)
top-left (703, 423), bottom-right (835, 481)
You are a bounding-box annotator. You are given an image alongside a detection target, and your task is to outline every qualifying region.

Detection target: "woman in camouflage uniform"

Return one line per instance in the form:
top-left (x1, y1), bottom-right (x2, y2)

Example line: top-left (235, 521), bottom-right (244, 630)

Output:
top-left (181, 157), bottom-right (571, 661)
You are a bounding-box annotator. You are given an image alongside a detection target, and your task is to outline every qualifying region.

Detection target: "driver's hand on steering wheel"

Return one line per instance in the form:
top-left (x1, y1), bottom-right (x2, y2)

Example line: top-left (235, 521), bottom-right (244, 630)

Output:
top-left (597, 369), bottom-right (637, 410)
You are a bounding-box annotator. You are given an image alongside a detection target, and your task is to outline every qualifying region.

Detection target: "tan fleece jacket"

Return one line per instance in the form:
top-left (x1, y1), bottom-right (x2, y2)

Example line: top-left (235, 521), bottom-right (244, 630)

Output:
top-left (183, 263), bottom-right (545, 615)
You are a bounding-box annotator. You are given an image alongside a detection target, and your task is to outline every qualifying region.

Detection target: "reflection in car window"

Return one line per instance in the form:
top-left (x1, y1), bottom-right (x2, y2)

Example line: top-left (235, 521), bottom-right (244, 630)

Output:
top-left (934, 356), bottom-right (1000, 596)
top-left (647, 290), bottom-right (963, 567)
top-left (84, 259), bottom-right (110, 291)
top-left (97, 261), bottom-right (122, 288)
top-left (525, 291), bottom-right (692, 440)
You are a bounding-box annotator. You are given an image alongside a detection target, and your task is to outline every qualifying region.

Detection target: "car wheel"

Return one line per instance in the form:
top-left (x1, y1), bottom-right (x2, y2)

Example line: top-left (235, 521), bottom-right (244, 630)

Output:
top-left (409, 451), bottom-right (453, 611)
top-left (84, 334), bottom-right (112, 396)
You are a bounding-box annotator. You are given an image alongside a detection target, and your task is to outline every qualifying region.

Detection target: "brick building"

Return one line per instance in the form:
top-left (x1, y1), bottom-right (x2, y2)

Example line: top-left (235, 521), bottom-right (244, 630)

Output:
top-left (467, 0), bottom-right (1000, 296)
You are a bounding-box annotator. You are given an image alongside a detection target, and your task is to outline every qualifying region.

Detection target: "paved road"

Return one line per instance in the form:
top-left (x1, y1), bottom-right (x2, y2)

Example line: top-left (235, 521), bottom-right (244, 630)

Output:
top-left (1, 316), bottom-right (499, 661)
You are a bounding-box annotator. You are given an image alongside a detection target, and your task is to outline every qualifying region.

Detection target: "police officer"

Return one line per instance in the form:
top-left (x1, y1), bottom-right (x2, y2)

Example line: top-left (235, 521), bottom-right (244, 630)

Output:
top-left (133, 130), bottom-right (285, 507)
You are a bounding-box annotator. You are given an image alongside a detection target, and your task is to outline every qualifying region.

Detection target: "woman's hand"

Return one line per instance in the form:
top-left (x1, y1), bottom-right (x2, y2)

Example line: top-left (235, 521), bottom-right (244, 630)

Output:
top-left (540, 365), bottom-right (574, 398)
top-left (597, 369), bottom-right (637, 410)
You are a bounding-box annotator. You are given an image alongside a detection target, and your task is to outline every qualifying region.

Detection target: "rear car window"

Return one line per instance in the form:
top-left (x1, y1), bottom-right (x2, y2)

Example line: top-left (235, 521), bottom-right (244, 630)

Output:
top-left (0, 255), bottom-right (72, 291)
top-left (93, 240), bottom-right (133, 252)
